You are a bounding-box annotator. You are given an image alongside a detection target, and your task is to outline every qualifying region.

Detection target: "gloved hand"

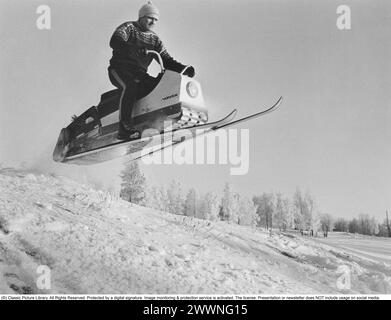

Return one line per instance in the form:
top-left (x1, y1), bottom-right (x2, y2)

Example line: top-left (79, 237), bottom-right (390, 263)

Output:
top-left (183, 66), bottom-right (195, 78)
top-left (137, 47), bottom-right (148, 57)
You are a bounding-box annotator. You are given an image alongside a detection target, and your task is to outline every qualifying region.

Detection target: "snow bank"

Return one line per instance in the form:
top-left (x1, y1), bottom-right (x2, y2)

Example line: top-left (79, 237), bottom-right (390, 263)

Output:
top-left (0, 168), bottom-right (390, 294)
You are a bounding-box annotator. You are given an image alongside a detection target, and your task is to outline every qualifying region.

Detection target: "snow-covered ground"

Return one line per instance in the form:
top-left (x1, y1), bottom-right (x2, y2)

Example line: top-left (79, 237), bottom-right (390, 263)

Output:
top-left (315, 233), bottom-right (391, 264)
top-left (0, 168), bottom-right (390, 294)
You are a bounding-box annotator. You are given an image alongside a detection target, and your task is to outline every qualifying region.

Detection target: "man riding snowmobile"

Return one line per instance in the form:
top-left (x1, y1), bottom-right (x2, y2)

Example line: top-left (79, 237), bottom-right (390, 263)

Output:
top-left (52, 2), bottom-right (282, 165)
top-left (108, 1), bottom-right (195, 140)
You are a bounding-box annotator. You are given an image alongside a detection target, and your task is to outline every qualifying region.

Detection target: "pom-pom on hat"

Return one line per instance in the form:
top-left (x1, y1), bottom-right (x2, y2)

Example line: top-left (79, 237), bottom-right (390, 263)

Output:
top-left (139, 1), bottom-right (160, 19)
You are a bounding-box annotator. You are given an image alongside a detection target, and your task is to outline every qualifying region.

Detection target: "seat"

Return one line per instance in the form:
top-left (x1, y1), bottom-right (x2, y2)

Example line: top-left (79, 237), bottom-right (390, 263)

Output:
top-left (99, 89), bottom-right (120, 104)
top-left (98, 89), bottom-right (121, 119)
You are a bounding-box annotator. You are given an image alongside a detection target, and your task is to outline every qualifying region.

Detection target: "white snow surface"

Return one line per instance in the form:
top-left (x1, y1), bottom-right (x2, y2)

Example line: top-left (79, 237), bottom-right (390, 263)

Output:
top-left (0, 168), bottom-right (390, 294)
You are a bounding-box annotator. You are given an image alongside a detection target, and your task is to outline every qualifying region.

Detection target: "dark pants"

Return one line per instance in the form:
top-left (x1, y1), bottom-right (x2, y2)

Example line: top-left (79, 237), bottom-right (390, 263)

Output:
top-left (108, 67), bottom-right (160, 129)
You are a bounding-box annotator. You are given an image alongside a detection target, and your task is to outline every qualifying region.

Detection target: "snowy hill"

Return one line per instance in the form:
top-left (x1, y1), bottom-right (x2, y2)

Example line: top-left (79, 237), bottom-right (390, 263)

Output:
top-left (0, 168), bottom-right (390, 294)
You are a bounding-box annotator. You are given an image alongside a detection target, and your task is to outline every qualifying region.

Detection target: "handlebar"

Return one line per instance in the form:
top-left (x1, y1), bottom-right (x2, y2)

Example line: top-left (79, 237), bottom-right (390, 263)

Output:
top-left (145, 49), bottom-right (193, 76)
top-left (145, 50), bottom-right (165, 72)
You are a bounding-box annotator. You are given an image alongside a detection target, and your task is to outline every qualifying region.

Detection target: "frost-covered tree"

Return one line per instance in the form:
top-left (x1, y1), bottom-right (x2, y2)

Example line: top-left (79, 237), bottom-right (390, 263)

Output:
top-left (311, 213), bottom-right (321, 235)
top-left (304, 192), bottom-right (316, 230)
top-left (221, 183), bottom-right (240, 223)
top-left (253, 193), bottom-right (274, 229)
top-left (334, 218), bottom-right (349, 232)
top-left (320, 213), bottom-right (334, 237)
top-left (119, 160), bottom-right (146, 204)
top-left (386, 211), bottom-right (391, 237)
top-left (166, 180), bottom-right (184, 215)
top-left (198, 191), bottom-right (220, 221)
top-left (292, 188), bottom-right (316, 230)
top-left (370, 216), bottom-right (379, 235)
top-left (348, 218), bottom-right (359, 234)
top-left (143, 184), bottom-right (158, 209)
top-left (292, 188), bottom-right (305, 229)
top-left (238, 196), bottom-right (258, 227)
top-left (378, 217), bottom-right (391, 237)
top-left (343, 214), bottom-right (383, 236)
top-left (274, 193), bottom-right (291, 231)
top-left (357, 214), bottom-right (378, 236)
top-left (158, 185), bottom-right (169, 212)
top-left (144, 184), bottom-right (168, 211)
top-left (184, 188), bottom-right (198, 217)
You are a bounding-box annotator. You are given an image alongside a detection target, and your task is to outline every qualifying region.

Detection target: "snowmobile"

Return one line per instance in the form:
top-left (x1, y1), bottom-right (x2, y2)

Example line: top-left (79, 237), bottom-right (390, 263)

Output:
top-left (53, 50), bottom-right (283, 165)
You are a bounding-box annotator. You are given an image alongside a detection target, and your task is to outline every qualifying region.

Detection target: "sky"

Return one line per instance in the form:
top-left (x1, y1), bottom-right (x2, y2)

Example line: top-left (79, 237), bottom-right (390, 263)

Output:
top-left (0, 0), bottom-right (390, 220)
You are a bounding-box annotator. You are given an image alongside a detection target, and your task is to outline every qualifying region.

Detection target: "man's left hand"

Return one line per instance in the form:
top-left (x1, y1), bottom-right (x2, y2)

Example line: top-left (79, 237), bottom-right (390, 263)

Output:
top-left (183, 66), bottom-right (195, 78)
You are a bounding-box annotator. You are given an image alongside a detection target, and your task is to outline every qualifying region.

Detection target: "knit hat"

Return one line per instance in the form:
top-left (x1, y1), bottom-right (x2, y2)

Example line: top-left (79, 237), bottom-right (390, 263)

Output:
top-left (139, 1), bottom-right (160, 19)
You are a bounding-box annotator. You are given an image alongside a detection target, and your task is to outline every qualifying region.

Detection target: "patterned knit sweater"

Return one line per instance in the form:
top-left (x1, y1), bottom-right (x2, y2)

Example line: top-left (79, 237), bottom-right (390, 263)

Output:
top-left (109, 21), bottom-right (186, 76)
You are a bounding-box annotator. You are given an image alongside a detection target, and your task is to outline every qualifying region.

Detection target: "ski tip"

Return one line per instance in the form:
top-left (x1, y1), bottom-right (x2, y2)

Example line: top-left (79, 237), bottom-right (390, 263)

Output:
top-left (259, 96), bottom-right (284, 115)
top-left (223, 109), bottom-right (238, 121)
top-left (272, 96), bottom-right (283, 110)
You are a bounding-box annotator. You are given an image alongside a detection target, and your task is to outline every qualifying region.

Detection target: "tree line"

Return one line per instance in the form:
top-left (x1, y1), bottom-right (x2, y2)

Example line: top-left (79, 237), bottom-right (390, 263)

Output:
top-left (120, 161), bottom-right (390, 237)
top-left (333, 213), bottom-right (391, 237)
